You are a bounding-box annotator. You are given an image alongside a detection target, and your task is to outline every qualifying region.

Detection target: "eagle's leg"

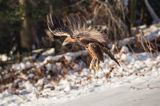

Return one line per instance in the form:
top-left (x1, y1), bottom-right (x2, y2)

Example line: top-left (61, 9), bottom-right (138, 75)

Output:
top-left (87, 43), bottom-right (103, 73)
top-left (95, 59), bottom-right (100, 73)
top-left (89, 59), bottom-right (96, 72)
top-left (89, 58), bottom-right (100, 73)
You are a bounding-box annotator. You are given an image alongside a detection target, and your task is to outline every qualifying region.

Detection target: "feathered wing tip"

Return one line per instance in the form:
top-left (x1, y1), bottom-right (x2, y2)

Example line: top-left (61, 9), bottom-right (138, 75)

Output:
top-left (46, 14), bottom-right (87, 38)
top-left (47, 13), bottom-right (105, 41)
top-left (47, 14), bottom-right (86, 36)
top-left (46, 13), bottom-right (71, 39)
top-left (64, 14), bottom-right (89, 34)
top-left (47, 13), bottom-right (54, 39)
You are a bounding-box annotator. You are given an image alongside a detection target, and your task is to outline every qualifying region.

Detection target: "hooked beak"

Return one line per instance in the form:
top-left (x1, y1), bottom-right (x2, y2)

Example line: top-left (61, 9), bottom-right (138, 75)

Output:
top-left (62, 37), bottom-right (77, 46)
top-left (62, 41), bottom-right (69, 46)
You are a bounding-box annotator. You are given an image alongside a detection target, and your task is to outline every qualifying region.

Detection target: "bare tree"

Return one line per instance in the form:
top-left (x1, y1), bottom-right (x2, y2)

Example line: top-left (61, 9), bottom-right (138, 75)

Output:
top-left (19, 0), bottom-right (33, 51)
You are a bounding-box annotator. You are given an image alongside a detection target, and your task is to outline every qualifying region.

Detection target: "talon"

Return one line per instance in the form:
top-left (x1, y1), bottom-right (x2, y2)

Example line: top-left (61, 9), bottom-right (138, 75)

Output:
top-left (93, 66), bottom-right (97, 74)
top-left (89, 59), bottom-right (101, 74)
top-left (89, 59), bottom-right (94, 69)
top-left (89, 59), bottom-right (96, 73)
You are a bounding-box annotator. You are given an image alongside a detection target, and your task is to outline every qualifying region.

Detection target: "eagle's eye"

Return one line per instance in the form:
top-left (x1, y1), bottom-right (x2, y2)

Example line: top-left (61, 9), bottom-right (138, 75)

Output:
top-left (77, 33), bottom-right (84, 38)
top-left (70, 36), bottom-right (74, 39)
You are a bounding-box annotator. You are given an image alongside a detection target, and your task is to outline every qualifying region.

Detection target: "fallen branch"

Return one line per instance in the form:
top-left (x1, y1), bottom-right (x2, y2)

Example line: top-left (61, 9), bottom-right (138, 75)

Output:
top-left (43, 50), bottom-right (88, 64)
top-left (116, 25), bottom-right (160, 47)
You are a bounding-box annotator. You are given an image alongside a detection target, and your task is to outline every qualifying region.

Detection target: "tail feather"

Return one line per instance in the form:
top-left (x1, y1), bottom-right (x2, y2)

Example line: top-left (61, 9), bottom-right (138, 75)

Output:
top-left (102, 47), bottom-right (120, 66)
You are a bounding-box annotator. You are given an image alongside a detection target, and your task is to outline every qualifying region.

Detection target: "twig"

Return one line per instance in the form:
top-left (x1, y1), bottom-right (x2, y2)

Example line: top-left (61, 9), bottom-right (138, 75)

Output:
top-left (144, 0), bottom-right (159, 21)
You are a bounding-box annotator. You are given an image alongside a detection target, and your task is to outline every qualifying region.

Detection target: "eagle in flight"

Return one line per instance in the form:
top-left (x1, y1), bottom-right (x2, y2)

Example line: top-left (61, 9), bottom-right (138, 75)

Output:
top-left (47, 14), bottom-right (120, 72)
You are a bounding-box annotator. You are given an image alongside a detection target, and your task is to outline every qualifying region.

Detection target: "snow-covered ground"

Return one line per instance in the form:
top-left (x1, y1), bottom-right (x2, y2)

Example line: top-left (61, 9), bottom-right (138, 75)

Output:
top-left (55, 78), bottom-right (160, 106)
top-left (1, 46), bottom-right (160, 106)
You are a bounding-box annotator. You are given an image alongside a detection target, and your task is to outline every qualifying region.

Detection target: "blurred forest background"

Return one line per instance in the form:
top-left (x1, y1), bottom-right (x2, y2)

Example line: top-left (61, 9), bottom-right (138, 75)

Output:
top-left (0, 0), bottom-right (160, 64)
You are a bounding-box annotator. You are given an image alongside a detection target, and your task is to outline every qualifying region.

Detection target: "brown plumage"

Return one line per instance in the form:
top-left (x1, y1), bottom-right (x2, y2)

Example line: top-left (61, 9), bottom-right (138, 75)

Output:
top-left (47, 14), bottom-right (120, 72)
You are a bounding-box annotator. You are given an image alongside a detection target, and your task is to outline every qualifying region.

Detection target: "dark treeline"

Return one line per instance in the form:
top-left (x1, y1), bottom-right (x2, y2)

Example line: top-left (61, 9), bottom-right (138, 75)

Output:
top-left (0, 0), bottom-right (91, 54)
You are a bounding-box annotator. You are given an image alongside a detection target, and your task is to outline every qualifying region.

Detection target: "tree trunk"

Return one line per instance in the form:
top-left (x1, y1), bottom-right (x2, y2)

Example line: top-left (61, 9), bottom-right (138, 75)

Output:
top-left (19, 0), bottom-right (32, 51)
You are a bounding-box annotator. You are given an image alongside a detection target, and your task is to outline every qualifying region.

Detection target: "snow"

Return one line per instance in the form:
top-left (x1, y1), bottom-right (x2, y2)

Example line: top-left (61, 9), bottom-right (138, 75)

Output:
top-left (0, 54), bottom-right (8, 62)
top-left (1, 50), bottom-right (160, 106)
top-left (54, 79), bottom-right (160, 106)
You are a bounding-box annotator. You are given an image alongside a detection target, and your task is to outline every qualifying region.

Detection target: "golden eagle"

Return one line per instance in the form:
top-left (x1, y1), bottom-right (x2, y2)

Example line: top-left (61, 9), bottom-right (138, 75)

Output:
top-left (47, 14), bottom-right (120, 72)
